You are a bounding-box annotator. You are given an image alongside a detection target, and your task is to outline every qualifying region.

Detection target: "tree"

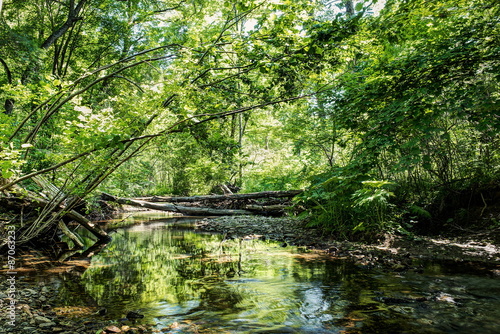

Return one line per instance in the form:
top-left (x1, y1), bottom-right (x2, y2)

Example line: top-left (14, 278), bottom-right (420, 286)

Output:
top-left (295, 0), bottom-right (500, 238)
top-left (0, 0), bottom-right (331, 246)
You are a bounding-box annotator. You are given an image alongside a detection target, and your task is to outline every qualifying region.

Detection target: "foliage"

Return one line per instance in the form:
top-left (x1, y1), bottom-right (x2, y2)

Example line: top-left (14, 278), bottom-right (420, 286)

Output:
top-left (1, 0), bottom-right (499, 243)
top-left (295, 169), bottom-right (397, 240)
top-left (289, 0), bottom-right (500, 237)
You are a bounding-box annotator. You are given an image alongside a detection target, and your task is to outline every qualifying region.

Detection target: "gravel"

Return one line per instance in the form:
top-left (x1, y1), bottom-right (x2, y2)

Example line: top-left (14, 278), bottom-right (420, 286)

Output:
top-left (0, 279), bottom-right (155, 334)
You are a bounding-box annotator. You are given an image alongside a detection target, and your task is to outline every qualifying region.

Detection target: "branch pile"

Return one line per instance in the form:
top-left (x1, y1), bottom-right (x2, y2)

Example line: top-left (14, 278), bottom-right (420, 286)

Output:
top-left (0, 178), bottom-right (110, 250)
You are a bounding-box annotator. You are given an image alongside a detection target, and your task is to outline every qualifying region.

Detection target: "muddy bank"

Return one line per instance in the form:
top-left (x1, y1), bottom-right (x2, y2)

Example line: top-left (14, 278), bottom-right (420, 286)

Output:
top-left (195, 216), bottom-right (500, 273)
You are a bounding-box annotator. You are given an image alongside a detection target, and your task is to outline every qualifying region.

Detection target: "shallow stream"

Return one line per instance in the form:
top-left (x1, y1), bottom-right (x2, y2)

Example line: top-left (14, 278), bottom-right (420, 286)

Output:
top-left (19, 213), bottom-right (500, 333)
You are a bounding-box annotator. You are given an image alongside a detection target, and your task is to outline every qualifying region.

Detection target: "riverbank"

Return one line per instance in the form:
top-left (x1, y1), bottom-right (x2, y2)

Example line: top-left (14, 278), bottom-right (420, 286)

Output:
top-left (0, 279), bottom-right (139, 334)
top-left (0, 275), bottom-right (159, 334)
top-left (195, 216), bottom-right (500, 274)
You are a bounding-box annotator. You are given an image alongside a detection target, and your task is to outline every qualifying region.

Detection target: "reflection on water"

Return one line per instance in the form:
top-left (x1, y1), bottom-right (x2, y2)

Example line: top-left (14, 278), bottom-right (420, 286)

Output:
top-left (58, 213), bottom-right (500, 333)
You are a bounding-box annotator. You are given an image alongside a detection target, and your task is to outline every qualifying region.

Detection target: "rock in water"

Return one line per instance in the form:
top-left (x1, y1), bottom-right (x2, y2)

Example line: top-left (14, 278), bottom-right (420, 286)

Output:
top-left (126, 311), bottom-right (144, 319)
top-left (104, 325), bottom-right (121, 333)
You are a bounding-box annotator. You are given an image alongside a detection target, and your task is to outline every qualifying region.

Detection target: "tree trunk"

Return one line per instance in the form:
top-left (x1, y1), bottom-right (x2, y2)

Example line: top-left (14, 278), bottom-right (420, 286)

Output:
top-left (136, 190), bottom-right (303, 203)
top-left (344, 0), bottom-right (355, 17)
top-left (102, 193), bottom-right (255, 216)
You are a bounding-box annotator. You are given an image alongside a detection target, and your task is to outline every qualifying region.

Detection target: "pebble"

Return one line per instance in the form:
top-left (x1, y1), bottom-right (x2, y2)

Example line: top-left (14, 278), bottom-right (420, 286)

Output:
top-left (39, 322), bottom-right (56, 328)
top-left (34, 315), bottom-right (52, 324)
top-left (104, 325), bottom-right (121, 332)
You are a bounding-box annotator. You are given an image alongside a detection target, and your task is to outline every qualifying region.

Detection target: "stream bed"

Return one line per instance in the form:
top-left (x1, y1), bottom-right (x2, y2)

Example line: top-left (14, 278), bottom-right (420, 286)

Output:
top-left (7, 212), bottom-right (500, 333)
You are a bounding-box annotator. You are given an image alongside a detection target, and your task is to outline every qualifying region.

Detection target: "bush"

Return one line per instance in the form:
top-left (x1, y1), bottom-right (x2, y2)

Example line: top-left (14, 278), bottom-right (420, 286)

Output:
top-left (295, 171), bottom-right (398, 241)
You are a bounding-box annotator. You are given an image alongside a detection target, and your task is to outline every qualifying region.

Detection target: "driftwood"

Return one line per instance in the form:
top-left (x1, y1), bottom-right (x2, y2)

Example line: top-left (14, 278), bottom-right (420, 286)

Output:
top-left (58, 220), bottom-right (84, 249)
top-left (101, 193), bottom-right (255, 216)
top-left (243, 204), bottom-right (288, 211)
top-left (138, 190), bottom-right (303, 203)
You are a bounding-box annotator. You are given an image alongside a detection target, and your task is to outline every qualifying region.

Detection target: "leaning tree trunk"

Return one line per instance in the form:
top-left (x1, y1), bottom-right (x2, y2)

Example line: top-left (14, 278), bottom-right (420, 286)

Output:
top-left (0, 178), bottom-right (111, 250)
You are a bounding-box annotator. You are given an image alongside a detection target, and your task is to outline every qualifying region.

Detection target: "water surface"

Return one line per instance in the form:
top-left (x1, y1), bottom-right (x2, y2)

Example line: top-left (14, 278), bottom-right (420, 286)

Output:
top-left (57, 213), bottom-right (500, 333)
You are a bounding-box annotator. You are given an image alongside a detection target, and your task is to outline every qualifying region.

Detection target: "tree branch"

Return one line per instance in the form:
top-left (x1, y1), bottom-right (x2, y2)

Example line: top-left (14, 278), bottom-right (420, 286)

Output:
top-left (23, 54), bottom-right (175, 143)
top-left (111, 75), bottom-right (144, 92)
top-left (10, 45), bottom-right (180, 140)
top-left (153, 0), bottom-right (187, 13)
top-left (197, 6), bottom-right (259, 64)
top-left (0, 58), bottom-right (12, 84)
top-left (40, 0), bottom-right (88, 50)
top-left (1, 93), bottom-right (314, 192)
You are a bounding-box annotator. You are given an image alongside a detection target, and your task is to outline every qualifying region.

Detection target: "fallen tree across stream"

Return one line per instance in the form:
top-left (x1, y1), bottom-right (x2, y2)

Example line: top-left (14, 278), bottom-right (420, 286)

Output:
top-left (137, 190), bottom-right (303, 203)
top-left (101, 190), bottom-right (303, 216)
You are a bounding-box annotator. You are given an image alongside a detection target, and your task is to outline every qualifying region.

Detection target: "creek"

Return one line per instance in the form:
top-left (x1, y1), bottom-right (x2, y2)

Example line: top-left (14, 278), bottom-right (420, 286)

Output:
top-left (14, 212), bottom-right (500, 333)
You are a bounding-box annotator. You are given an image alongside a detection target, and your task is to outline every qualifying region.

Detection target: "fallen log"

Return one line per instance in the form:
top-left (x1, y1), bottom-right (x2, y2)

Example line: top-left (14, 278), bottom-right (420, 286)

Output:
top-left (58, 220), bottom-right (84, 249)
top-left (243, 204), bottom-right (288, 211)
top-left (101, 193), bottom-right (255, 216)
top-left (137, 190), bottom-right (303, 203)
top-left (65, 208), bottom-right (111, 242)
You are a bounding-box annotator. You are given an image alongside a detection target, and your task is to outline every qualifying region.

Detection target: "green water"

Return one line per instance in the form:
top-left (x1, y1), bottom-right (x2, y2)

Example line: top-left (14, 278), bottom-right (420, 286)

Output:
top-left (60, 213), bottom-right (500, 333)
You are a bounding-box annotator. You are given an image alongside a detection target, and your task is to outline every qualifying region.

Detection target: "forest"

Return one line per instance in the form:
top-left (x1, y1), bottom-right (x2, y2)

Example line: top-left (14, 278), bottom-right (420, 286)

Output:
top-left (0, 1), bottom-right (500, 333)
top-left (0, 0), bottom-right (499, 245)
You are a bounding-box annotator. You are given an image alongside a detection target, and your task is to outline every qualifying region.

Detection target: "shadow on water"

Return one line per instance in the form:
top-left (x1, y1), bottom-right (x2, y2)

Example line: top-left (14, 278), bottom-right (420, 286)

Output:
top-left (11, 213), bottom-right (500, 333)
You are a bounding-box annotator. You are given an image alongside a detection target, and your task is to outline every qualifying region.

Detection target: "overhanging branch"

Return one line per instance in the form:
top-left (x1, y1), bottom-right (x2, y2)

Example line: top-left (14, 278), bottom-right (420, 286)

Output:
top-left (0, 92), bottom-right (315, 192)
